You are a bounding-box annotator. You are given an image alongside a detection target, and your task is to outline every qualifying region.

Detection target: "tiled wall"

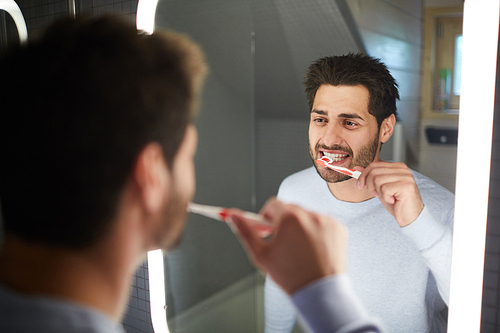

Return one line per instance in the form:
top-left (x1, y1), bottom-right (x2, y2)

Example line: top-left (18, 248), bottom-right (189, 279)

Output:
top-left (8, 1), bottom-right (151, 332)
top-left (16, 0), bottom-right (137, 39)
top-left (122, 261), bottom-right (154, 333)
top-left (481, 28), bottom-right (500, 333)
top-left (19, 0), bottom-right (68, 38)
top-left (82, 0), bottom-right (137, 19)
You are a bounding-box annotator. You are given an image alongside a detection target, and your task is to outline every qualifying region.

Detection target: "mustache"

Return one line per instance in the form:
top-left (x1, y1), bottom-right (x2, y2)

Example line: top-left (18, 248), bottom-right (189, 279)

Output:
top-left (315, 142), bottom-right (353, 156)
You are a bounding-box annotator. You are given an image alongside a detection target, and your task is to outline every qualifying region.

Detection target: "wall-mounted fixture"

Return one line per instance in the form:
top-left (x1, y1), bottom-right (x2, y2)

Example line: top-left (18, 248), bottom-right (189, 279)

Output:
top-left (147, 249), bottom-right (169, 333)
top-left (425, 127), bottom-right (458, 145)
top-left (0, 0), bottom-right (27, 45)
top-left (448, 0), bottom-right (499, 332)
top-left (136, 0), bottom-right (159, 34)
top-left (135, 1), bottom-right (168, 331)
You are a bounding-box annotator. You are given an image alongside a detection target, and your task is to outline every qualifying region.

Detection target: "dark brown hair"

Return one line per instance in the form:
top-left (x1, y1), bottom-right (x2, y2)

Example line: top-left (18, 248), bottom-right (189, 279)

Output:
top-left (304, 53), bottom-right (399, 128)
top-left (0, 16), bottom-right (207, 249)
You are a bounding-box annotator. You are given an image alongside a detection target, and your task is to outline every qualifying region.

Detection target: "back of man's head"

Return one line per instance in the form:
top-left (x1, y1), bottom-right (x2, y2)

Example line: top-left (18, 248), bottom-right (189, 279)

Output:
top-left (0, 16), bottom-right (207, 249)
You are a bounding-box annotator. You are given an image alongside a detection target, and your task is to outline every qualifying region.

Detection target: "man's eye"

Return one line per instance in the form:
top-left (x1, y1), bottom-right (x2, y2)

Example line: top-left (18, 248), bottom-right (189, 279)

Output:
top-left (314, 118), bottom-right (326, 124)
top-left (344, 120), bottom-right (357, 127)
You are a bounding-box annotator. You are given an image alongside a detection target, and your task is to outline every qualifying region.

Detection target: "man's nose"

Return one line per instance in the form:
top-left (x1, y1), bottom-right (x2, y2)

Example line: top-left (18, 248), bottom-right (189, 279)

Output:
top-left (322, 123), bottom-right (343, 146)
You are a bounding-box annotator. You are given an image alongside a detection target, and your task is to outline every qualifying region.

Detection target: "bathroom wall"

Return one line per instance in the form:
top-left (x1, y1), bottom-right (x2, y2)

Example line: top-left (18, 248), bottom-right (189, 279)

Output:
top-left (14, 0), bottom-right (68, 38)
top-left (15, 0), bottom-right (137, 39)
top-left (253, 0), bottom-right (366, 209)
top-left (416, 2), bottom-right (462, 194)
top-left (346, 0), bottom-right (424, 167)
top-left (154, 3), bottom-right (258, 329)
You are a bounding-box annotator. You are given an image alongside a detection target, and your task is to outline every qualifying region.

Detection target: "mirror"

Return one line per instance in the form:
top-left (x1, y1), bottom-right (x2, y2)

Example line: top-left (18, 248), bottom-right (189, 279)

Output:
top-left (149, 0), bottom-right (463, 332)
top-left (154, 1), bottom-right (259, 331)
top-left (0, 0), bottom-right (28, 50)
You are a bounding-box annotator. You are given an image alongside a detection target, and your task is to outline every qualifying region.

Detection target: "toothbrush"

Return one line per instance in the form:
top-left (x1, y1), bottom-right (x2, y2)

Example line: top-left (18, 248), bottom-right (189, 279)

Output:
top-left (187, 202), bottom-right (274, 236)
top-left (316, 156), bottom-right (362, 179)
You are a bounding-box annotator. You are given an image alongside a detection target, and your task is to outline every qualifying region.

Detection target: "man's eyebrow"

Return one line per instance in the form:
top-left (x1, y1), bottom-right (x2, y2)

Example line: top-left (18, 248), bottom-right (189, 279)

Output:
top-left (311, 109), bottom-right (327, 115)
top-left (311, 110), bottom-right (365, 121)
top-left (338, 113), bottom-right (364, 121)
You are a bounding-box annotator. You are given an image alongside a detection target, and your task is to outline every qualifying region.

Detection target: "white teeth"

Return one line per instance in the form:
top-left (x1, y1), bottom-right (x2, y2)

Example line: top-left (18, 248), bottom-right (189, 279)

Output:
top-left (323, 152), bottom-right (348, 162)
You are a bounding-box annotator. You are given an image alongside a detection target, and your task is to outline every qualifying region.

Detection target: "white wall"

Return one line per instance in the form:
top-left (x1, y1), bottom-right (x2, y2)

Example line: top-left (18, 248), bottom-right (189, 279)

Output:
top-left (346, 0), bottom-right (424, 166)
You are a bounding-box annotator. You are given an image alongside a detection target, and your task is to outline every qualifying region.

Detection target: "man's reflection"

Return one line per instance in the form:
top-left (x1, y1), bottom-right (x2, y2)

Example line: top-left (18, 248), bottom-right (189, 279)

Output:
top-left (264, 53), bottom-right (454, 333)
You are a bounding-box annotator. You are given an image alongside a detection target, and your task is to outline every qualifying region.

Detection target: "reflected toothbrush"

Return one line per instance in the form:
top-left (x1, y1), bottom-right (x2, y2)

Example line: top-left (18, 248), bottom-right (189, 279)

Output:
top-left (316, 156), bottom-right (362, 179)
top-left (187, 202), bottom-right (274, 236)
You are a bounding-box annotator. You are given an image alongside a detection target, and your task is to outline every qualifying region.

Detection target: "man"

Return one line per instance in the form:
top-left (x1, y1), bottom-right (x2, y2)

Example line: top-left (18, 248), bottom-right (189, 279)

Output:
top-left (0, 17), bottom-right (381, 332)
top-left (264, 54), bottom-right (454, 333)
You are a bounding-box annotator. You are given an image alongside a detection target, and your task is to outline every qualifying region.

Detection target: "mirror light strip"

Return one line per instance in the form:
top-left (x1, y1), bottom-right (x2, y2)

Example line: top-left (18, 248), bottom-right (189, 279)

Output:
top-left (140, 0), bottom-right (166, 325)
top-left (448, 1), bottom-right (500, 332)
top-left (136, 0), bottom-right (159, 34)
top-left (0, 0), bottom-right (28, 44)
top-left (147, 249), bottom-right (169, 333)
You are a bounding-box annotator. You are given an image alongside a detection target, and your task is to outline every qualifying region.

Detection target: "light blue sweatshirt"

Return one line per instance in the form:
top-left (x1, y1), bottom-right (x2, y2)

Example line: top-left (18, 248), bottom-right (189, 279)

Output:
top-left (265, 166), bottom-right (454, 333)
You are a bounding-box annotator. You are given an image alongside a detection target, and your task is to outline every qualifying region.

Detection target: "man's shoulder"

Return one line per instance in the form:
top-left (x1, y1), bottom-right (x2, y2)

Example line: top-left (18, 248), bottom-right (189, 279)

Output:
top-left (280, 166), bottom-right (319, 188)
top-left (411, 169), bottom-right (454, 197)
top-left (277, 166), bottom-right (324, 200)
top-left (0, 285), bottom-right (125, 333)
top-left (410, 169), bottom-right (455, 219)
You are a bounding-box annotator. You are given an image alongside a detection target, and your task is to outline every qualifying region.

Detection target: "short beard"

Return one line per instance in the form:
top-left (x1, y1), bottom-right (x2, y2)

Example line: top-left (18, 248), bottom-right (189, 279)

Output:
top-left (310, 132), bottom-right (380, 183)
top-left (156, 183), bottom-right (188, 252)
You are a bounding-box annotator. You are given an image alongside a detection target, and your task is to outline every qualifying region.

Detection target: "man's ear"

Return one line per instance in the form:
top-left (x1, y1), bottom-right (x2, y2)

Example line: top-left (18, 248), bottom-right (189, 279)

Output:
top-left (132, 143), bottom-right (170, 214)
top-left (380, 114), bottom-right (396, 144)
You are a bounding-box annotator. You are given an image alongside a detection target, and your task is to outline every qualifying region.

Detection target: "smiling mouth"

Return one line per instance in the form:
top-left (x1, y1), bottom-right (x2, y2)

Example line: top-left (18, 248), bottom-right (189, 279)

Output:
top-left (321, 151), bottom-right (349, 162)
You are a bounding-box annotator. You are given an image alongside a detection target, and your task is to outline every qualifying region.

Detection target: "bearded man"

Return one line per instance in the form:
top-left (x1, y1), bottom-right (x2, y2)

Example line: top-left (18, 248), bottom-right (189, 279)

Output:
top-left (264, 53), bottom-right (454, 333)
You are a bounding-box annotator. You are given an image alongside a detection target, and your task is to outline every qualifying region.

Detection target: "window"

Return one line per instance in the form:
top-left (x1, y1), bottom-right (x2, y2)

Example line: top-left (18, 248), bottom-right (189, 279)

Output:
top-left (433, 15), bottom-right (463, 112)
top-left (453, 34), bottom-right (462, 96)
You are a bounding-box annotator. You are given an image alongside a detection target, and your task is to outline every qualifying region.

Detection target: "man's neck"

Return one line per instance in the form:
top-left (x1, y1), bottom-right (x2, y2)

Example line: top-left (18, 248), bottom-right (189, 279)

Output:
top-left (327, 158), bottom-right (385, 203)
top-left (0, 234), bottom-right (138, 320)
top-left (327, 177), bottom-right (375, 202)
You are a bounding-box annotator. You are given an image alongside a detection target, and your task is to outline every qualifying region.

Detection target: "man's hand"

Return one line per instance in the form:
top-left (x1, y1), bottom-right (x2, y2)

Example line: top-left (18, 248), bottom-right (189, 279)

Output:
top-left (356, 161), bottom-right (424, 227)
top-left (228, 198), bottom-right (347, 295)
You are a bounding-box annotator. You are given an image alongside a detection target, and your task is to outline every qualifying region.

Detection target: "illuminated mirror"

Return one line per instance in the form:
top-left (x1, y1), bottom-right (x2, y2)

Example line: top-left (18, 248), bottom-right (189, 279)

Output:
top-left (448, 1), bottom-right (499, 332)
top-left (0, 0), bottom-right (28, 51)
top-left (142, 0), bottom-right (498, 332)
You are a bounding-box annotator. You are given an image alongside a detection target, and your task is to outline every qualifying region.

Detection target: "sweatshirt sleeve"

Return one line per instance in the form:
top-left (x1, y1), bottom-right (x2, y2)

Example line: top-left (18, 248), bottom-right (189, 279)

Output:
top-left (292, 274), bottom-right (382, 333)
top-left (401, 205), bottom-right (453, 305)
top-left (264, 275), bottom-right (298, 333)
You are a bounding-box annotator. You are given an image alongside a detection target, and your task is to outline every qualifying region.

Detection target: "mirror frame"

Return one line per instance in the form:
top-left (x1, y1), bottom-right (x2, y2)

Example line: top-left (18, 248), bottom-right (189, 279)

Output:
top-left (0, 0), bottom-right (28, 44)
top-left (448, 0), bottom-right (500, 332)
top-left (136, 0), bottom-right (158, 34)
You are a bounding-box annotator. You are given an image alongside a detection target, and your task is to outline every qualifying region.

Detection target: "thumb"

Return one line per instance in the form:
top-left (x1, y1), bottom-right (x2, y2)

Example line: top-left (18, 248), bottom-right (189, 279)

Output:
top-left (352, 165), bottom-right (365, 172)
top-left (353, 165), bottom-right (366, 189)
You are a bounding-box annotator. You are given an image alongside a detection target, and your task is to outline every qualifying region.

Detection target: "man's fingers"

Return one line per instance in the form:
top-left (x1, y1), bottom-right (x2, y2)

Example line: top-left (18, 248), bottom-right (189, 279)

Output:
top-left (361, 168), bottom-right (413, 194)
top-left (260, 197), bottom-right (287, 224)
top-left (229, 213), bottom-right (266, 257)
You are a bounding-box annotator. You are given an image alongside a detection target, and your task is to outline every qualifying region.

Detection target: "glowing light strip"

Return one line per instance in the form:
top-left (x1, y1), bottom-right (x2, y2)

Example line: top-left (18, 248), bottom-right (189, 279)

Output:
top-left (0, 0), bottom-right (28, 44)
top-left (448, 1), bottom-right (500, 332)
top-left (136, 0), bottom-right (159, 34)
top-left (147, 249), bottom-right (169, 333)
top-left (140, 0), bottom-right (166, 327)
